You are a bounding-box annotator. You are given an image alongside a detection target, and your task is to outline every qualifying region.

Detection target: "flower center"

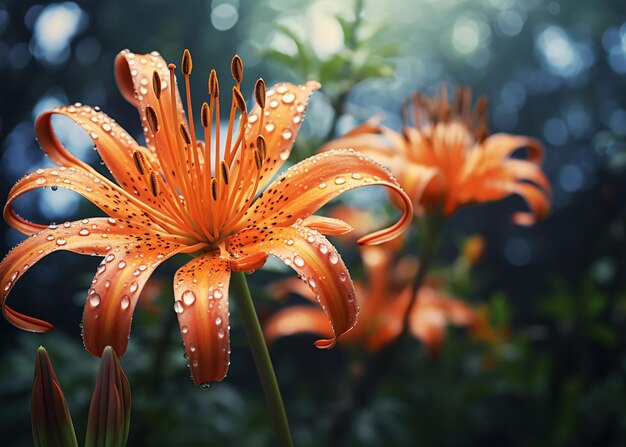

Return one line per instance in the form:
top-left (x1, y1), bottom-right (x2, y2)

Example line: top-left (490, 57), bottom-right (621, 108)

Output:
top-left (130, 51), bottom-right (269, 247)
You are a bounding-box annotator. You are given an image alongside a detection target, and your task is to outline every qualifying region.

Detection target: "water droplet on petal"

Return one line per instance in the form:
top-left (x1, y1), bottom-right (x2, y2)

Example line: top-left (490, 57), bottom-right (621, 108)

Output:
top-left (319, 182), bottom-right (327, 189)
top-left (181, 325), bottom-right (189, 334)
top-left (182, 290), bottom-right (196, 306)
top-left (264, 122), bottom-right (275, 132)
top-left (118, 261), bottom-right (126, 269)
top-left (282, 92), bottom-right (295, 104)
top-left (36, 178), bottom-right (47, 185)
top-left (216, 316), bottom-right (222, 325)
top-left (351, 173), bottom-right (362, 180)
top-left (79, 229), bottom-right (90, 236)
top-left (46, 235), bottom-right (55, 241)
top-left (56, 239), bottom-right (67, 246)
top-left (129, 282), bottom-right (138, 293)
top-left (89, 294), bottom-right (101, 307)
top-left (329, 252), bottom-right (339, 265)
top-left (334, 177), bottom-right (346, 185)
top-left (294, 255), bottom-right (305, 268)
top-left (120, 295), bottom-right (130, 310)
top-left (281, 129), bottom-right (292, 140)
top-left (309, 277), bottom-right (316, 288)
top-left (174, 301), bottom-right (184, 314)
top-left (214, 290), bottom-right (223, 300)
top-left (217, 328), bottom-right (225, 338)
top-left (279, 149), bottom-right (290, 160)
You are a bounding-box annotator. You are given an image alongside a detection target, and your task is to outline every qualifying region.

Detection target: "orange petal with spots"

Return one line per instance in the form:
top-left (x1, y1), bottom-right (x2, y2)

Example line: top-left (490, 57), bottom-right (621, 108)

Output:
top-left (35, 105), bottom-right (161, 198)
top-left (173, 252), bottom-right (231, 385)
top-left (0, 218), bottom-right (137, 332)
top-left (4, 167), bottom-right (177, 237)
top-left (229, 225), bottom-right (358, 349)
top-left (82, 241), bottom-right (186, 357)
top-left (264, 306), bottom-right (333, 344)
top-left (239, 149), bottom-right (413, 246)
top-left (115, 50), bottom-right (186, 155)
top-left (240, 81), bottom-right (320, 191)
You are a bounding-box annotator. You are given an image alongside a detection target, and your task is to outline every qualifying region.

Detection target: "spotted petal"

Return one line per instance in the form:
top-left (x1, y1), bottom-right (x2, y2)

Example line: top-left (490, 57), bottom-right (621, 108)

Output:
top-left (82, 238), bottom-right (187, 357)
top-left (0, 218), bottom-right (137, 332)
top-left (4, 166), bottom-right (175, 236)
top-left (229, 225), bottom-right (358, 349)
top-left (238, 149), bottom-right (413, 245)
top-left (115, 50), bottom-right (186, 155)
top-left (240, 81), bottom-right (320, 191)
top-left (173, 251), bottom-right (231, 385)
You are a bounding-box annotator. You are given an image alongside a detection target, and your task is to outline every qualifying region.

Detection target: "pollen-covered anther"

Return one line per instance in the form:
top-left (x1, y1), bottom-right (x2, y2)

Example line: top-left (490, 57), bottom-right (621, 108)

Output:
top-left (232, 87), bottom-right (246, 113)
top-left (256, 135), bottom-right (267, 160)
top-left (179, 123), bottom-right (192, 145)
top-left (132, 150), bottom-right (148, 175)
top-left (149, 171), bottom-right (160, 197)
top-left (145, 106), bottom-right (159, 133)
top-left (181, 49), bottom-right (193, 75)
top-left (230, 55), bottom-right (243, 84)
top-left (209, 70), bottom-right (219, 97)
top-left (201, 102), bottom-right (209, 128)
top-left (254, 78), bottom-right (266, 109)
top-left (220, 161), bottom-right (230, 185)
top-left (152, 70), bottom-right (161, 99)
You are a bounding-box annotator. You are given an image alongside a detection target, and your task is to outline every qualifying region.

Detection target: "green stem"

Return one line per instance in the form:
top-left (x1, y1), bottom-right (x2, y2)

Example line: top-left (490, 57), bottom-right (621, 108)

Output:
top-left (230, 271), bottom-right (293, 447)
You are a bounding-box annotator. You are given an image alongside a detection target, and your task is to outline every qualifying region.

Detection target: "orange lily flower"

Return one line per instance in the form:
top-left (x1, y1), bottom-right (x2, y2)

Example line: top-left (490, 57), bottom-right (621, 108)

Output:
top-left (265, 245), bottom-right (475, 355)
top-left (0, 50), bottom-right (412, 386)
top-left (323, 85), bottom-right (551, 224)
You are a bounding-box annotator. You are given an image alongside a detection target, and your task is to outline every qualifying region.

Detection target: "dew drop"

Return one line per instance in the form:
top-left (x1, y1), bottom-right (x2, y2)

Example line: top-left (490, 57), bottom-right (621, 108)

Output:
top-left (89, 294), bottom-right (101, 307)
top-left (105, 253), bottom-right (115, 263)
top-left (118, 261), bottom-right (126, 269)
top-left (46, 235), bottom-right (55, 241)
top-left (174, 301), bottom-right (184, 314)
top-left (248, 114), bottom-right (258, 123)
top-left (279, 149), bottom-right (290, 160)
top-left (120, 295), bottom-right (130, 310)
top-left (200, 383), bottom-right (210, 390)
top-left (351, 173), bottom-right (362, 180)
top-left (286, 239), bottom-right (294, 246)
top-left (107, 217), bottom-right (117, 225)
top-left (294, 255), bottom-right (305, 268)
top-left (269, 99), bottom-right (279, 109)
top-left (309, 277), bottom-right (316, 288)
top-left (282, 92), bottom-right (295, 104)
top-left (56, 239), bottom-right (67, 246)
top-left (217, 328), bottom-right (225, 338)
top-left (51, 185), bottom-right (58, 191)
top-left (79, 229), bottom-right (90, 236)
top-left (216, 316), bottom-right (222, 325)
top-left (182, 290), bottom-right (196, 306)
top-left (214, 290), bottom-right (223, 300)
top-left (334, 177), bottom-right (346, 185)
top-left (281, 129), bottom-right (292, 140)
top-left (264, 122), bottom-right (275, 132)
top-left (181, 325), bottom-right (189, 334)
top-left (328, 251), bottom-right (339, 265)
top-left (36, 177), bottom-right (47, 185)
top-left (129, 282), bottom-right (138, 293)
top-left (102, 123), bottom-right (112, 132)
top-left (318, 182), bottom-right (327, 189)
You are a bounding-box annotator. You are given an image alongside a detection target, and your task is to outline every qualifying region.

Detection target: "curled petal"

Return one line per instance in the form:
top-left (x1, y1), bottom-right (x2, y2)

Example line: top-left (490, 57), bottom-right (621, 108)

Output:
top-left (115, 50), bottom-right (186, 154)
top-left (4, 166), bottom-right (164, 235)
top-left (482, 133), bottom-right (544, 164)
top-left (0, 218), bottom-right (136, 332)
top-left (240, 149), bottom-right (413, 246)
top-left (240, 81), bottom-right (320, 191)
top-left (35, 105), bottom-right (161, 198)
top-left (32, 347), bottom-right (78, 447)
top-left (82, 239), bottom-right (186, 357)
top-left (86, 347), bottom-right (131, 447)
top-left (229, 225), bottom-right (358, 349)
top-left (264, 306), bottom-right (332, 344)
top-left (301, 215), bottom-right (353, 235)
top-left (173, 252), bottom-right (231, 385)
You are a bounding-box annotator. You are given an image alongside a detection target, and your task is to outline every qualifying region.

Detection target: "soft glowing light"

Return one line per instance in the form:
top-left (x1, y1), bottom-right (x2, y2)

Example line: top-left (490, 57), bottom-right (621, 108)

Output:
top-left (32, 2), bottom-right (85, 64)
top-left (211, 3), bottom-right (239, 31)
top-left (452, 18), bottom-right (481, 54)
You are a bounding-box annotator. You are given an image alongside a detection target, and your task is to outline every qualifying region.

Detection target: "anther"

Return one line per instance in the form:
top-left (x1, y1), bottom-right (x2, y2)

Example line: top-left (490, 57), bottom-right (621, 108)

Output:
top-left (254, 78), bottom-right (266, 109)
top-left (181, 49), bottom-right (193, 75)
top-left (132, 151), bottom-right (147, 175)
top-left (209, 70), bottom-right (219, 97)
top-left (220, 161), bottom-right (230, 185)
top-left (152, 70), bottom-right (161, 99)
top-left (179, 123), bottom-right (192, 145)
top-left (231, 55), bottom-right (243, 84)
top-left (146, 106), bottom-right (159, 133)
top-left (256, 135), bottom-right (267, 160)
top-left (201, 102), bottom-right (210, 128)
top-left (149, 171), bottom-right (160, 197)
top-left (233, 87), bottom-right (246, 112)
top-left (210, 177), bottom-right (218, 200)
